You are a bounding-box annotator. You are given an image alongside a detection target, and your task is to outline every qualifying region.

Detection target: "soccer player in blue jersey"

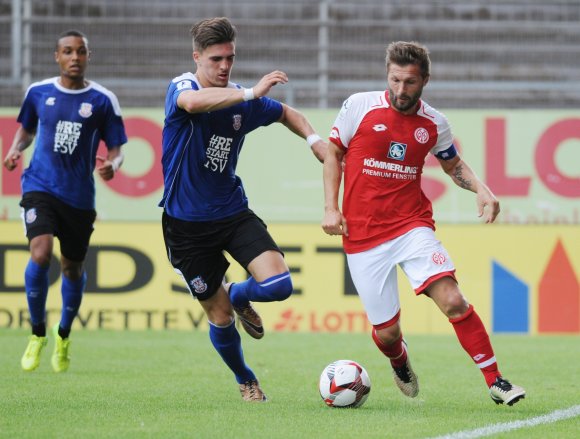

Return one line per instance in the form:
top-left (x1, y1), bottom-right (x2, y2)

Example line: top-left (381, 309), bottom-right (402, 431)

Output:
top-left (160, 17), bottom-right (326, 401)
top-left (3, 30), bottom-right (127, 373)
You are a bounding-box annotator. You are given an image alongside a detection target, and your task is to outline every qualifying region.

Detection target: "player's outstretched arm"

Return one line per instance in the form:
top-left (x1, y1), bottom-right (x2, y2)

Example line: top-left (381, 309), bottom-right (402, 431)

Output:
top-left (3, 126), bottom-right (35, 171)
top-left (439, 155), bottom-right (500, 223)
top-left (322, 142), bottom-right (348, 236)
top-left (278, 104), bottom-right (327, 163)
top-left (96, 146), bottom-right (124, 181)
top-left (178, 70), bottom-right (289, 114)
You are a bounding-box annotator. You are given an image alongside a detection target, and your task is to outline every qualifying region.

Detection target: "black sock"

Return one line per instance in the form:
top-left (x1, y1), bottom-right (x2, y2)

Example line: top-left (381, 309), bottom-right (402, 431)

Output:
top-left (32, 323), bottom-right (46, 337)
top-left (58, 326), bottom-right (71, 339)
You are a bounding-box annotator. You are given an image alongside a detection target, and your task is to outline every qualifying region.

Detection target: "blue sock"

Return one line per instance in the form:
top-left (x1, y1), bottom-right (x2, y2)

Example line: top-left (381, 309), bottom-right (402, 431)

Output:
top-left (209, 319), bottom-right (255, 384)
top-left (59, 272), bottom-right (86, 332)
top-left (24, 259), bottom-right (49, 327)
top-left (230, 272), bottom-right (293, 308)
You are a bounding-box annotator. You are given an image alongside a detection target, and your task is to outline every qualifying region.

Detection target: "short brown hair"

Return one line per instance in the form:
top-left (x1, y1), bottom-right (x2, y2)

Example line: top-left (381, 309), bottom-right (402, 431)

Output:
top-left (386, 41), bottom-right (431, 78)
top-left (190, 17), bottom-right (237, 52)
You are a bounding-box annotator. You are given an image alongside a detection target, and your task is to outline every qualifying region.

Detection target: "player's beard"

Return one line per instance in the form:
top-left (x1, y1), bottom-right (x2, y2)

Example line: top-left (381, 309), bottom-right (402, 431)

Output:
top-left (389, 88), bottom-right (422, 113)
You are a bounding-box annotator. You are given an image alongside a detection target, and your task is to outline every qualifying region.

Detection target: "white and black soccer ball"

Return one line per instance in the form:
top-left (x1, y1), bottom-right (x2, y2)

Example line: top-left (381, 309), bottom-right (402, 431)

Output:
top-left (319, 359), bottom-right (371, 408)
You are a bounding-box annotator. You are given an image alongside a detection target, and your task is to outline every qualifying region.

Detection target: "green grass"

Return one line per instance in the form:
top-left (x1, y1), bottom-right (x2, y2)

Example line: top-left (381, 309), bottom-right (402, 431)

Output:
top-left (1, 330), bottom-right (578, 439)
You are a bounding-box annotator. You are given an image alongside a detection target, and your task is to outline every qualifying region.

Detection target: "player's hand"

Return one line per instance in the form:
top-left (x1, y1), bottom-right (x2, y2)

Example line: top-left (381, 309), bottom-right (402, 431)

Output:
top-left (3, 150), bottom-right (21, 171)
top-left (253, 71), bottom-right (288, 98)
top-left (322, 208), bottom-right (348, 237)
top-left (477, 189), bottom-right (500, 223)
top-left (96, 155), bottom-right (115, 181)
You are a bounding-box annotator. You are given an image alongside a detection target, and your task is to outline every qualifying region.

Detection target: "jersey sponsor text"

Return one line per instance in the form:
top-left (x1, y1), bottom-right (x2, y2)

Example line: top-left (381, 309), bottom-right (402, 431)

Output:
top-left (205, 134), bottom-right (233, 173)
top-left (53, 120), bottom-right (82, 155)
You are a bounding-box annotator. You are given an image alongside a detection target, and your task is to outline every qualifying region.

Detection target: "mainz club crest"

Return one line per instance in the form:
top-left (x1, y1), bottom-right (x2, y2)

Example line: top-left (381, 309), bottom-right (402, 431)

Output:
top-left (414, 127), bottom-right (429, 144)
top-left (432, 252), bottom-right (446, 265)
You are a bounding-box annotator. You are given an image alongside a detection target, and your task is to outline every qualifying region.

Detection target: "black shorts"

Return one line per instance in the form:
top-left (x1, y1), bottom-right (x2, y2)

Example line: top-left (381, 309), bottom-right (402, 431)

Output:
top-left (20, 191), bottom-right (97, 262)
top-left (161, 209), bottom-right (282, 301)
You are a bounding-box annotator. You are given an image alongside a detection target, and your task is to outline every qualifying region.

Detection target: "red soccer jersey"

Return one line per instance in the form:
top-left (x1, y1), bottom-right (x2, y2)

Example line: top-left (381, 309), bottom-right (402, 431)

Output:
top-left (329, 91), bottom-right (454, 253)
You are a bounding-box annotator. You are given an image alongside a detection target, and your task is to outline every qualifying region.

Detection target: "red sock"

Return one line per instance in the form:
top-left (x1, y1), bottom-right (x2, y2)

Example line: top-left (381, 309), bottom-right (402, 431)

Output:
top-left (450, 304), bottom-right (501, 387)
top-left (372, 329), bottom-right (407, 368)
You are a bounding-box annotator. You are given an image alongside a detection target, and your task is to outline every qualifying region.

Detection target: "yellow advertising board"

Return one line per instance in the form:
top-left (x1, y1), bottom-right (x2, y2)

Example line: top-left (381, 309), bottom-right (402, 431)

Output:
top-left (1, 222), bottom-right (578, 334)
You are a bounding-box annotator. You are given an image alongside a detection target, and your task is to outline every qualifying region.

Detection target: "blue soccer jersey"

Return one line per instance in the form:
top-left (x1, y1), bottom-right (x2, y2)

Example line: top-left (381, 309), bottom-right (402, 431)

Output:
top-left (159, 73), bottom-right (283, 221)
top-left (17, 77), bottom-right (127, 210)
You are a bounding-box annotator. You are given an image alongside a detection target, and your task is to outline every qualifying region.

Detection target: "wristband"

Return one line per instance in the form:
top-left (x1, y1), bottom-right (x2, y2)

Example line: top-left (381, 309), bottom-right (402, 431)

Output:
top-left (306, 134), bottom-right (322, 147)
top-left (111, 155), bottom-right (124, 172)
top-left (243, 88), bottom-right (255, 101)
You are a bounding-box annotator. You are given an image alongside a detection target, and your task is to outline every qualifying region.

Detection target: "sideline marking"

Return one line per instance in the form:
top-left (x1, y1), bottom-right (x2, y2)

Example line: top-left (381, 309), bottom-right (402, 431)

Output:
top-left (427, 405), bottom-right (580, 439)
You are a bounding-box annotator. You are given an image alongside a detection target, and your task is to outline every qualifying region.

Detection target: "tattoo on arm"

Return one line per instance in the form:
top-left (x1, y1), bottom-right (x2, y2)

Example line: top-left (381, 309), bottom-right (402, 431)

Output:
top-left (453, 164), bottom-right (472, 190)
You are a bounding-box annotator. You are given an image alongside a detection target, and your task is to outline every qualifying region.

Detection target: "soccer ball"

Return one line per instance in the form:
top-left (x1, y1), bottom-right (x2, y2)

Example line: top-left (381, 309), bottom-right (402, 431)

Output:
top-left (319, 359), bottom-right (371, 408)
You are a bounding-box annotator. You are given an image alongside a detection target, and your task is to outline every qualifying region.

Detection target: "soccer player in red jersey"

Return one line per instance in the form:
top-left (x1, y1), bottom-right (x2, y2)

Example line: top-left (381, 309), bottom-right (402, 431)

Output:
top-left (322, 41), bottom-right (525, 405)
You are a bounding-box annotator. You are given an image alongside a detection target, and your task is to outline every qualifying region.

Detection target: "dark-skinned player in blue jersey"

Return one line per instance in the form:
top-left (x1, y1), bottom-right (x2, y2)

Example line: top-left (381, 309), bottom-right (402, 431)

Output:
top-left (4, 30), bottom-right (127, 373)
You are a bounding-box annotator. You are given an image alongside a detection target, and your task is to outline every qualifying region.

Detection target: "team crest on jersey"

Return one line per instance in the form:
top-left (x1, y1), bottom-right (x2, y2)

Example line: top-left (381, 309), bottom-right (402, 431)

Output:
top-left (388, 142), bottom-right (407, 161)
top-left (232, 114), bottom-right (242, 131)
top-left (25, 208), bottom-right (37, 224)
top-left (190, 276), bottom-right (208, 294)
top-left (78, 103), bottom-right (93, 118)
top-left (414, 127), bottom-right (429, 144)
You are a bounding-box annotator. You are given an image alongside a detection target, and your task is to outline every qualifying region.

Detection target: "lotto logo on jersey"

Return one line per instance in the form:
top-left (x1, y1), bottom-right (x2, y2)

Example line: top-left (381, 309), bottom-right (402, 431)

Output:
top-left (387, 142), bottom-right (407, 161)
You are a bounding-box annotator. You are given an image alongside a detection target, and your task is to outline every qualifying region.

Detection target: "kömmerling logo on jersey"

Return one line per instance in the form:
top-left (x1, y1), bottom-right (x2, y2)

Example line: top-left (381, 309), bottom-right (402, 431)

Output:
top-left (388, 141), bottom-right (407, 161)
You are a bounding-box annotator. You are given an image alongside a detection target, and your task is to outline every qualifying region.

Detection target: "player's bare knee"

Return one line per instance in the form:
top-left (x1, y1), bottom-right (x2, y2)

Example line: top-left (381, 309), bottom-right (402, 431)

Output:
top-left (375, 325), bottom-right (401, 346)
top-left (442, 294), bottom-right (469, 319)
top-left (31, 255), bottom-right (51, 267)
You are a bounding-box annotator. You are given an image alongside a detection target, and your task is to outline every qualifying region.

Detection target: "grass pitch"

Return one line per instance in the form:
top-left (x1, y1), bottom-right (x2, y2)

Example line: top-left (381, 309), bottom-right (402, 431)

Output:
top-left (1, 329), bottom-right (578, 439)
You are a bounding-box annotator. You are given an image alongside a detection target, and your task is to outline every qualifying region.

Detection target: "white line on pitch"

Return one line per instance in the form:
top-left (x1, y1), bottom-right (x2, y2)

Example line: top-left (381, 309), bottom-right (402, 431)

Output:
top-left (426, 404), bottom-right (580, 439)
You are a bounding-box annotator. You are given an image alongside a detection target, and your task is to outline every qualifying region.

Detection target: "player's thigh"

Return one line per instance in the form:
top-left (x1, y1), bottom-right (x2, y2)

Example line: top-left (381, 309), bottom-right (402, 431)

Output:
top-left (246, 250), bottom-right (288, 282)
top-left (398, 227), bottom-right (456, 293)
top-left (28, 234), bottom-right (54, 265)
top-left (347, 243), bottom-right (400, 326)
top-left (161, 213), bottom-right (229, 300)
